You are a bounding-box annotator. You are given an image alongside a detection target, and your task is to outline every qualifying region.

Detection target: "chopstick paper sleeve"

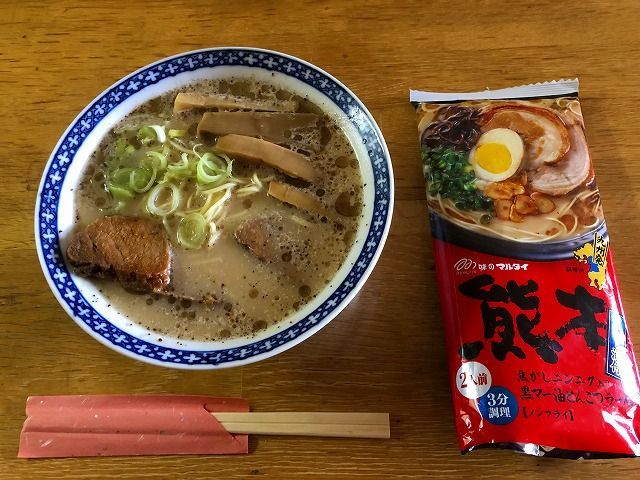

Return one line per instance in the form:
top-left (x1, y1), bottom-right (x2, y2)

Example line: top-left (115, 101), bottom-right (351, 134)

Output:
top-left (18, 395), bottom-right (249, 458)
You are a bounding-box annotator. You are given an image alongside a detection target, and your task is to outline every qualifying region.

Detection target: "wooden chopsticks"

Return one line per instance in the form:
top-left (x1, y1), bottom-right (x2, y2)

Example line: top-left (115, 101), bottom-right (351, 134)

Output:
top-left (212, 412), bottom-right (390, 439)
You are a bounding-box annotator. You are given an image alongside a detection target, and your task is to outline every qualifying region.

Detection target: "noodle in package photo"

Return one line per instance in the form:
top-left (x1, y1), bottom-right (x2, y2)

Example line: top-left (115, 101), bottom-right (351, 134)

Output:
top-left (410, 79), bottom-right (640, 457)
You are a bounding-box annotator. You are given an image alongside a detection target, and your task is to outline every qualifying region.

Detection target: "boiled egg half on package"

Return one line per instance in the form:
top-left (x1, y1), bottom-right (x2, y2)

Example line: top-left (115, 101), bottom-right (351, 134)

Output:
top-left (469, 128), bottom-right (523, 182)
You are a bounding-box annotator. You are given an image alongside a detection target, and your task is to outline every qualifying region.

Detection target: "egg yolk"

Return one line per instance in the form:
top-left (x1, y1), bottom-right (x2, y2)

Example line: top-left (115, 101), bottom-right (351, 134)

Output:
top-left (475, 143), bottom-right (512, 173)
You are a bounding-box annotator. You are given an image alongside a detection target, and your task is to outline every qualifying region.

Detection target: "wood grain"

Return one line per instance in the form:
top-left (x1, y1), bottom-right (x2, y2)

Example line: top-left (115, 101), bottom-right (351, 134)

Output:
top-left (2, 0), bottom-right (640, 478)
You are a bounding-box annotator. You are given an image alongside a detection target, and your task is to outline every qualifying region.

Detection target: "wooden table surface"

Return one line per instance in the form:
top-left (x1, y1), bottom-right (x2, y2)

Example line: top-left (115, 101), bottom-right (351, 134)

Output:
top-left (2, 0), bottom-right (640, 478)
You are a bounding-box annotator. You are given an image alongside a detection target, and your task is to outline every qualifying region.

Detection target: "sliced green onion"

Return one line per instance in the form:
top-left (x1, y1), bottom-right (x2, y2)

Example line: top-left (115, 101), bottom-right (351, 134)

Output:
top-left (196, 153), bottom-right (232, 186)
top-left (107, 167), bottom-right (135, 200)
top-left (146, 145), bottom-right (170, 170)
top-left (137, 126), bottom-right (156, 145)
top-left (161, 153), bottom-right (193, 180)
top-left (108, 167), bottom-right (133, 185)
top-left (108, 184), bottom-right (135, 201)
top-left (167, 153), bottom-right (190, 172)
top-left (137, 125), bottom-right (166, 145)
top-left (168, 129), bottom-right (187, 138)
top-left (177, 212), bottom-right (207, 249)
top-left (129, 165), bottom-right (157, 193)
top-left (146, 183), bottom-right (180, 216)
top-left (205, 152), bottom-right (228, 168)
top-left (100, 124), bottom-right (246, 251)
top-left (171, 152), bottom-right (192, 170)
top-left (114, 137), bottom-right (135, 160)
top-left (150, 125), bottom-right (167, 143)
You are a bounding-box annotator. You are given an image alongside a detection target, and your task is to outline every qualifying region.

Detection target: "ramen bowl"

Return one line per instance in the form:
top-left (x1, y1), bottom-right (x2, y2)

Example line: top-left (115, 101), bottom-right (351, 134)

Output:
top-left (35, 47), bottom-right (393, 369)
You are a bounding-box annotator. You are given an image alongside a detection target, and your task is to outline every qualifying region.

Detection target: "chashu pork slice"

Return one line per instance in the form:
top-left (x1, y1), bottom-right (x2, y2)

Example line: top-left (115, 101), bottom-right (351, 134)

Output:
top-left (233, 215), bottom-right (306, 284)
top-left (66, 215), bottom-right (171, 293)
top-left (528, 111), bottom-right (593, 196)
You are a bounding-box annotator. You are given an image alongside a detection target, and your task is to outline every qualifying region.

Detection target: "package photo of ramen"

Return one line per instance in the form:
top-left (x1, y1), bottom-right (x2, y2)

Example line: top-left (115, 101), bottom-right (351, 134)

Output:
top-left (416, 87), bottom-right (603, 257)
top-left (411, 80), bottom-right (640, 458)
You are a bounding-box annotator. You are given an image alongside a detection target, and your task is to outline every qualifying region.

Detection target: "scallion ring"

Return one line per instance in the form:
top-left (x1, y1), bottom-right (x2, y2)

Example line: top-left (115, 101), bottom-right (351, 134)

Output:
top-left (177, 212), bottom-right (208, 249)
top-left (107, 167), bottom-right (135, 200)
top-left (197, 153), bottom-right (232, 186)
top-left (146, 182), bottom-right (180, 216)
top-left (146, 145), bottom-right (170, 170)
top-left (137, 125), bottom-right (167, 145)
top-left (114, 137), bottom-right (136, 160)
top-left (129, 165), bottom-right (157, 193)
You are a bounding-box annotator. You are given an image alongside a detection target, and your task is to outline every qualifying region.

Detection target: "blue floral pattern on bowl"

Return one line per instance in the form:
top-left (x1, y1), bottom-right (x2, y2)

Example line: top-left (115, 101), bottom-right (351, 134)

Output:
top-left (35, 48), bottom-right (392, 368)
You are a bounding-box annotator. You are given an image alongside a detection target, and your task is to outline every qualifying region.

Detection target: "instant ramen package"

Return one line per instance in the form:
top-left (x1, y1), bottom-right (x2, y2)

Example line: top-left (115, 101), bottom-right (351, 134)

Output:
top-left (411, 79), bottom-right (640, 458)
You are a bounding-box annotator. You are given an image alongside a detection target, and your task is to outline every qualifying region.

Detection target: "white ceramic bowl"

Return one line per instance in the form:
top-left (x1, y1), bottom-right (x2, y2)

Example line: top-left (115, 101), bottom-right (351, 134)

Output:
top-left (35, 47), bottom-right (393, 369)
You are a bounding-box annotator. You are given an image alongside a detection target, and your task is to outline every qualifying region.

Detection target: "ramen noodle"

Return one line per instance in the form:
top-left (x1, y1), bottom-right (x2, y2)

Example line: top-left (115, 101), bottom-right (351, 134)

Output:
top-left (411, 80), bottom-right (640, 457)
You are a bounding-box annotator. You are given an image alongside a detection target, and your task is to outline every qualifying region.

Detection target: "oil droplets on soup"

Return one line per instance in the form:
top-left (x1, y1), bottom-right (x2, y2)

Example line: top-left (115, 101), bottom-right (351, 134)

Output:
top-left (74, 77), bottom-right (364, 342)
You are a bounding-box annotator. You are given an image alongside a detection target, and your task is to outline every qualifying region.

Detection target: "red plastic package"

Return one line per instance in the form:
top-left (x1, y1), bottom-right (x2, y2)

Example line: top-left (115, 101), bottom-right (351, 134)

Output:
top-left (411, 79), bottom-right (640, 458)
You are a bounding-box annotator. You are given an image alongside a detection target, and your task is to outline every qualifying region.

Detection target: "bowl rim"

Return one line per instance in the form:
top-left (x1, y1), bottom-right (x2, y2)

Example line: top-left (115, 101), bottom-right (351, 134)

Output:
top-left (34, 46), bottom-right (394, 369)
